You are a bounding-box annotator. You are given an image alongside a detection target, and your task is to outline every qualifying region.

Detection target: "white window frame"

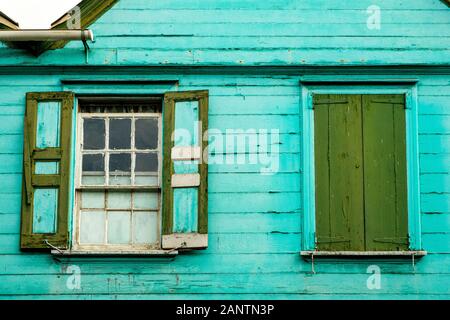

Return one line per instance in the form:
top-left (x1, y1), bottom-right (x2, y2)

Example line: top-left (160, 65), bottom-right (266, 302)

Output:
top-left (72, 102), bottom-right (164, 252)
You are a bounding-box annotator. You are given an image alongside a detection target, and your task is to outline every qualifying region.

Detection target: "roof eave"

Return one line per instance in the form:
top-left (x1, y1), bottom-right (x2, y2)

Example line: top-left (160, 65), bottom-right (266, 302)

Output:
top-left (0, 0), bottom-right (119, 56)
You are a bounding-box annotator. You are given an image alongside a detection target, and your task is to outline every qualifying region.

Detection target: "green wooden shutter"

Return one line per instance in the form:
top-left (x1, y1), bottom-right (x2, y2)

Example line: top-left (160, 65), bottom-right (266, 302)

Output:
top-left (362, 95), bottom-right (409, 251)
top-left (314, 94), bottom-right (409, 252)
top-left (314, 94), bottom-right (365, 251)
top-left (162, 91), bottom-right (208, 250)
top-left (21, 92), bottom-right (74, 250)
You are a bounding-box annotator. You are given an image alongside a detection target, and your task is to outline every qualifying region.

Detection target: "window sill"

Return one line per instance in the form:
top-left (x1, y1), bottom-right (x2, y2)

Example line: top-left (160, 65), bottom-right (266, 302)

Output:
top-left (51, 249), bottom-right (178, 257)
top-left (300, 250), bottom-right (427, 258)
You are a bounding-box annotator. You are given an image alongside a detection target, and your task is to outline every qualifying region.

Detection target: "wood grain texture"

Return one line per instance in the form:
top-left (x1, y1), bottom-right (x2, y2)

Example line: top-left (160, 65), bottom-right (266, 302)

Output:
top-left (0, 0), bottom-right (448, 66)
top-left (314, 94), bottom-right (410, 252)
top-left (362, 95), bottom-right (409, 251)
top-left (162, 91), bottom-right (209, 248)
top-left (314, 94), bottom-right (364, 251)
top-left (0, 70), bottom-right (448, 298)
top-left (20, 92), bottom-right (74, 250)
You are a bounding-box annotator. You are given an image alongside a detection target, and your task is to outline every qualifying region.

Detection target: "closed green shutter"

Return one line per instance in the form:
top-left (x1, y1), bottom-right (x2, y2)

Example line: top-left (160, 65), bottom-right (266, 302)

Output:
top-left (21, 92), bottom-right (74, 250)
top-left (314, 94), bottom-right (365, 251)
top-left (313, 94), bottom-right (408, 251)
top-left (362, 95), bottom-right (409, 251)
top-left (162, 91), bottom-right (208, 250)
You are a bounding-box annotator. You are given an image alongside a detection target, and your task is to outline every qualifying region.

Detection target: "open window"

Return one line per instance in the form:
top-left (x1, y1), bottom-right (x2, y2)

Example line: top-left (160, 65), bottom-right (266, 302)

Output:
top-left (20, 91), bottom-right (209, 255)
top-left (73, 97), bottom-right (163, 252)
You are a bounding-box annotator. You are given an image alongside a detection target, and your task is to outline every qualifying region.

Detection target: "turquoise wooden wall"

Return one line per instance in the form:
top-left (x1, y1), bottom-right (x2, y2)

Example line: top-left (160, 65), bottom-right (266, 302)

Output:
top-left (0, 0), bottom-right (449, 299)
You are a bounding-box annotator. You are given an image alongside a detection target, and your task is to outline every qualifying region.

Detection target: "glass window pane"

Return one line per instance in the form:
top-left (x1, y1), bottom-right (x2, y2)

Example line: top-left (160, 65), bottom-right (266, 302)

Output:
top-left (133, 212), bottom-right (158, 245)
top-left (133, 191), bottom-right (159, 210)
top-left (107, 211), bottom-right (131, 244)
top-left (109, 175), bottom-right (131, 186)
top-left (109, 153), bottom-right (131, 172)
top-left (135, 175), bottom-right (159, 186)
top-left (135, 152), bottom-right (158, 172)
top-left (79, 211), bottom-right (105, 244)
top-left (109, 118), bottom-right (131, 150)
top-left (135, 118), bottom-right (158, 150)
top-left (82, 154), bottom-right (104, 172)
top-left (81, 191), bottom-right (105, 209)
top-left (83, 118), bottom-right (105, 150)
top-left (82, 175), bottom-right (106, 185)
top-left (107, 191), bottom-right (132, 209)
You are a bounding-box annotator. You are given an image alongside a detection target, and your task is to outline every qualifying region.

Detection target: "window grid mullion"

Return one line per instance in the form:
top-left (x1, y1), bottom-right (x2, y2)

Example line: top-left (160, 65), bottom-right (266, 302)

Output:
top-left (131, 115), bottom-right (136, 186)
top-left (105, 116), bottom-right (110, 186)
top-left (76, 108), bottom-right (162, 250)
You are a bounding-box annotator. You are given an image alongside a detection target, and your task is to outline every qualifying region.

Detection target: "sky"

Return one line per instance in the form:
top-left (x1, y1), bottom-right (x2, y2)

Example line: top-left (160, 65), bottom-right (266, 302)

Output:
top-left (0, 0), bottom-right (81, 29)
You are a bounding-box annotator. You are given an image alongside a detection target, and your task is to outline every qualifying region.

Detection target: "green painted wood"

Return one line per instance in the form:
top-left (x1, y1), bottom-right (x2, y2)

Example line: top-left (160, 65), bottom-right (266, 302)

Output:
top-left (162, 90), bottom-right (209, 240)
top-left (35, 102), bottom-right (61, 149)
top-left (362, 95), bottom-right (409, 251)
top-left (173, 188), bottom-right (198, 233)
top-left (0, 69), bottom-right (448, 299)
top-left (0, 0), bottom-right (448, 67)
top-left (172, 100), bottom-right (200, 233)
top-left (32, 188), bottom-right (58, 234)
top-left (20, 92), bottom-right (74, 250)
top-left (314, 94), bottom-right (364, 251)
top-left (0, 273), bottom-right (449, 296)
top-left (2, 252), bottom-right (450, 275)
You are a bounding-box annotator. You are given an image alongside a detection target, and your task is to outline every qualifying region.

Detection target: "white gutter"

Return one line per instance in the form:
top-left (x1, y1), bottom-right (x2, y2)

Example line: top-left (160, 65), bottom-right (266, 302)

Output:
top-left (0, 30), bottom-right (94, 42)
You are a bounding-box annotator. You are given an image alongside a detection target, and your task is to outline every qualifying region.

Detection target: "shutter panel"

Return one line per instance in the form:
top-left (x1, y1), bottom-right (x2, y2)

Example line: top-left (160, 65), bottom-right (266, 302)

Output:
top-left (362, 95), bottom-right (409, 251)
top-left (21, 92), bottom-right (74, 250)
top-left (314, 94), bottom-right (365, 251)
top-left (162, 91), bottom-right (208, 249)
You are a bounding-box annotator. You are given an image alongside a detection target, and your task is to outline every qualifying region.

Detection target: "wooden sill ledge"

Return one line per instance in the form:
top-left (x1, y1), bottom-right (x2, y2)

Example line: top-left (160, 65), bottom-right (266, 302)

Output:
top-left (300, 251), bottom-right (427, 258)
top-left (51, 249), bottom-right (178, 257)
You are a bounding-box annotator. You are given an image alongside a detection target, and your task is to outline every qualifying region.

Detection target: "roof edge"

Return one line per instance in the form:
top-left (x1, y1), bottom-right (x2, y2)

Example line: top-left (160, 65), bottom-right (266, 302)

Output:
top-left (0, 0), bottom-right (119, 56)
top-left (0, 11), bottom-right (19, 30)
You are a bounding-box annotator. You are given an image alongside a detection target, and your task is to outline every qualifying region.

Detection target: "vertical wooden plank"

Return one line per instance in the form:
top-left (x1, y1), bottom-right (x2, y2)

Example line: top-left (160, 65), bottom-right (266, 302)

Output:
top-left (172, 100), bottom-right (200, 233)
top-left (173, 188), bottom-right (199, 233)
top-left (32, 188), bottom-right (58, 234)
top-left (363, 94), bottom-right (409, 251)
top-left (21, 92), bottom-right (73, 249)
top-left (315, 94), bottom-right (365, 251)
top-left (162, 94), bottom-right (175, 236)
top-left (329, 94), bottom-right (365, 251)
top-left (36, 101), bottom-right (61, 148)
top-left (162, 90), bottom-right (208, 239)
top-left (313, 95), bottom-right (331, 251)
top-left (174, 101), bottom-right (199, 146)
top-left (22, 95), bottom-right (35, 207)
top-left (198, 91), bottom-right (209, 235)
top-left (57, 92), bottom-right (74, 248)
top-left (393, 100), bottom-right (409, 249)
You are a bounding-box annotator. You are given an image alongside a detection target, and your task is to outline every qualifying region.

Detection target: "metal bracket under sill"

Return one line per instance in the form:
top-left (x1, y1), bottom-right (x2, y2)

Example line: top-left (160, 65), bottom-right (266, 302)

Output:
top-left (300, 251), bottom-right (427, 274)
top-left (300, 251), bottom-right (427, 257)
